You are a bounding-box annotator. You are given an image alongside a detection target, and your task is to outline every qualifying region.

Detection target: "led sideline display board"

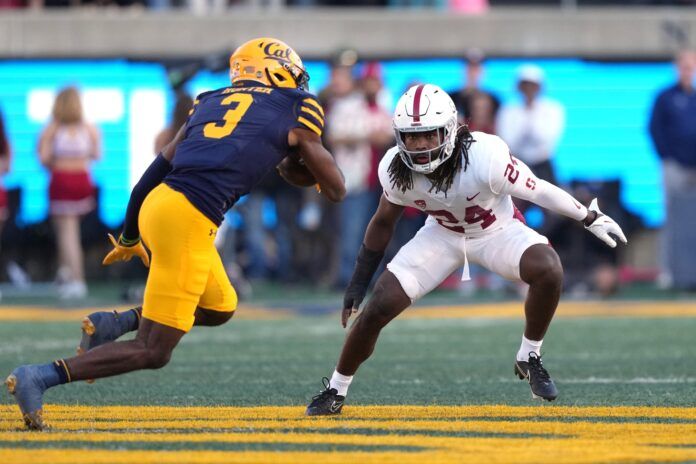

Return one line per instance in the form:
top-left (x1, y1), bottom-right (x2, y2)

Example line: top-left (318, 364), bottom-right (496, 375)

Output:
top-left (0, 58), bottom-right (674, 228)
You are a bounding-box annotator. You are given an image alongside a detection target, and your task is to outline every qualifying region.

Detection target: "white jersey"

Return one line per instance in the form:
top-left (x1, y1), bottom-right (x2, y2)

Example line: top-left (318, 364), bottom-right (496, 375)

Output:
top-left (379, 131), bottom-right (550, 238)
top-left (380, 131), bottom-right (593, 300)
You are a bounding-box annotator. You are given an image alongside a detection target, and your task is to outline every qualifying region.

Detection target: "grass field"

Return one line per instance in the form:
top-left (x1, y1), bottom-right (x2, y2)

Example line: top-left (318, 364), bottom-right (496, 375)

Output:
top-left (0, 298), bottom-right (695, 463)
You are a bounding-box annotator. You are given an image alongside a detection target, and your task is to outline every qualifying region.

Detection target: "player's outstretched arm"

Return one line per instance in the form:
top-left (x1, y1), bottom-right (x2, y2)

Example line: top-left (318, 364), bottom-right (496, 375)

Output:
top-left (103, 124), bottom-right (187, 267)
top-left (288, 127), bottom-right (346, 202)
top-left (342, 195), bottom-right (404, 327)
top-left (522, 180), bottom-right (627, 248)
top-left (491, 152), bottom-right (627, 248)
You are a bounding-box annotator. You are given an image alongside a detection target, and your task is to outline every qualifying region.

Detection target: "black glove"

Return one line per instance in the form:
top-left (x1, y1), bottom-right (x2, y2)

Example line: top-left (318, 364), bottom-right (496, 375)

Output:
top-left (342, 244), bottom-right (384, 327)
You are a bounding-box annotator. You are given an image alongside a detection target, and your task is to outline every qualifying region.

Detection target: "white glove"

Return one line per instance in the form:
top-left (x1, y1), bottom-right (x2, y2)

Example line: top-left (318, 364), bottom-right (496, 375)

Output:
top-left (584, 198), bottom-right (628, 248)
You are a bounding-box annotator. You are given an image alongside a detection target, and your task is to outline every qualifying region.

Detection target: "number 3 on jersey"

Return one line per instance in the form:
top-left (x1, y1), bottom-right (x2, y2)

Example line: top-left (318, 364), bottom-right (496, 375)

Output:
top-left (203, 93), bottom-right (253, 139)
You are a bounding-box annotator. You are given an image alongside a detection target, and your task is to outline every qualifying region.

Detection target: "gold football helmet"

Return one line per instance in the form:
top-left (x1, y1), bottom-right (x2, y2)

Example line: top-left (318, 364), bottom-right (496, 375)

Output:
top-left (229, 38), bottom-right (309, 90)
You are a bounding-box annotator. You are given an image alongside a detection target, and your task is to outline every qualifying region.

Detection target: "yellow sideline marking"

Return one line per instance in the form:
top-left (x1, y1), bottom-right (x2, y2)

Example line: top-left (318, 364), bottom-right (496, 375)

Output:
top-left (0, 301), bottom-right (694, 323)
top-left (403, 301), bottom-right (696, 319)
top-left (0, 305), bottom-right (292, 322)
top-left (0, 405), bottom-right (695, 464)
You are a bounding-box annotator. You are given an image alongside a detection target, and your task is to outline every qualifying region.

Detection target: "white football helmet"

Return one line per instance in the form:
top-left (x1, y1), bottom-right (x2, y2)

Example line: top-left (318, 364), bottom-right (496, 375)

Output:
top-left (393, 84), bottom-right (458, 174)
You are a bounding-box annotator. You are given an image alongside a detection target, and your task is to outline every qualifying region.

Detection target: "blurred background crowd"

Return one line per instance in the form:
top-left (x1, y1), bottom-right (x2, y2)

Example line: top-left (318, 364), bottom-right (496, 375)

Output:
top-left (1, 0), bottom-right (696, 12)
top-left (0, 3), bottom-right (695, 303)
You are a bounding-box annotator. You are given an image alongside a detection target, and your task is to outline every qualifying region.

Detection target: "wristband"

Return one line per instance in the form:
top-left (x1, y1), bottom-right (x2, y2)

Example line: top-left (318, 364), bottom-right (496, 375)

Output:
top-left (583, 210), bottom-right (598, 227)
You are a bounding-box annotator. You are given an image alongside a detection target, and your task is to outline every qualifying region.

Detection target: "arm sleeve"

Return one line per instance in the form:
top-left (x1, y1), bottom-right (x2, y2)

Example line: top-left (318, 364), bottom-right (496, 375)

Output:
top-left (121, 154), bottom-right (172, 241)
top-left (292, 95), bottom-right (325, 137)
top-left (515, 178), bottom-right (587, 221)
top-left (486, 137), bottom-right (587, 221)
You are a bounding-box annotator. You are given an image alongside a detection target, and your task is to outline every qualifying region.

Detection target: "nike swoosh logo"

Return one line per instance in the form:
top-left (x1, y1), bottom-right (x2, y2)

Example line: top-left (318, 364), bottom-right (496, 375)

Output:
top-left (466, 192), bottom-right (480, 201)
top-left (329, 400), bottom-right (343, 413)
top-left (516, 364), bottom-right (530, 379)
top-left (574, 201), bottom-right (582, 210)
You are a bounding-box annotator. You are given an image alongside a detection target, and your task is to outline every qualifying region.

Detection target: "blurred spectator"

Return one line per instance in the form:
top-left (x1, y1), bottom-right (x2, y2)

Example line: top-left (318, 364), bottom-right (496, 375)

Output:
top-left (38, 86), bottom-right (100, 299)
top-left (214, 214), bottom-right (252, 300)
top-left (360, 62), bottom-right (394, 204)
top-left (154, 92), bottom-right (193, 154)
top-left (26, 0), bottom-right (147, 7)
top-left (236, 191), bottom-right (269, 281)
top-left (448, 49), bottom-right (500, 133)
top-left (321, 54), bottom-right (378, 288)
top-left (305, 50), bottom-right (355, 287)
top-left (188, 0), bottom-right (226, 15)
top-left (649, 49), bottom-right (696, 290)
top-left (0, 0), bottom-right (23, 7)
top-left (231, 170), bottom-right (305, 285)
top-left (387, 0), bottom-right (446, 8)
top-left (449, 0), bottom-right (488, 12)
top-left (497, 64), bottom-right (565, 185)
top-left (318, 49), bottom-right (359, 110)
top-left (468, 92), bottom-right (498, 134)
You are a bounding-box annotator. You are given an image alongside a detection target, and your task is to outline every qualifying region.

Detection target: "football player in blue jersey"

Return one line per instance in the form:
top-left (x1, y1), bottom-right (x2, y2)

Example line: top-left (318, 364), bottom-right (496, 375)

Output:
top-left (5, 37), bottom-right (346, 430)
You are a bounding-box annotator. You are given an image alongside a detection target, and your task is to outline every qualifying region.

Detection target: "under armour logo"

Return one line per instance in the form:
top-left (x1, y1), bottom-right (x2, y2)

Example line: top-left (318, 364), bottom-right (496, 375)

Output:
top-left (209, 229), bottom-right (216, 237)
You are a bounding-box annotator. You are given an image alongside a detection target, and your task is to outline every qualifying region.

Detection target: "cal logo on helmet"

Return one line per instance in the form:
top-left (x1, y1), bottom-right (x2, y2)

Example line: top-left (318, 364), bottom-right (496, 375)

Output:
top-left (263, 42), bottom-right (293, 61)
top-left (230, 38), bottom-right (309, 91)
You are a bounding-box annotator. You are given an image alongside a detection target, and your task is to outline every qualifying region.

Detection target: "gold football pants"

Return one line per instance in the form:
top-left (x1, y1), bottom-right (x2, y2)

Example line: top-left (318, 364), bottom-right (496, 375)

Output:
top-left (139, 184), bottom-right (237, 332)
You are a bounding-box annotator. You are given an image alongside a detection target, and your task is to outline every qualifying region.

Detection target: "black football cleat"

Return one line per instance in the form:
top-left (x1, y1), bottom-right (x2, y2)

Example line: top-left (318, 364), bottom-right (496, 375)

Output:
top-left (514, 352), bottom-right (558, 401)
top-left (305, 377), bottom-right (345, 416)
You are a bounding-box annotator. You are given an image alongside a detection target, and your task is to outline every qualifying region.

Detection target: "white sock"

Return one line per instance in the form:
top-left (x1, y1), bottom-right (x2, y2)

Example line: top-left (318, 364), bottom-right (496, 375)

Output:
top-left (517, 335), bottom-right (543, 362)
top-left (329, 370), bottom-right (353, 397)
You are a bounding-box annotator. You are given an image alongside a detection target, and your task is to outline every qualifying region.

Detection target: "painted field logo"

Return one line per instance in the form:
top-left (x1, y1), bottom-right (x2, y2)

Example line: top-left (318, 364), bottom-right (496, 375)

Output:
top-left (1, 405), bottom-right (695, 464)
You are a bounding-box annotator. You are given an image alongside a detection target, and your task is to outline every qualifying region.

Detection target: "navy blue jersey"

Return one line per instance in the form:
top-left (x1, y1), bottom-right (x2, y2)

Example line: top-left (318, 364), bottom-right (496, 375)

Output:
top-left (164, 83), bottom-right (325, 225)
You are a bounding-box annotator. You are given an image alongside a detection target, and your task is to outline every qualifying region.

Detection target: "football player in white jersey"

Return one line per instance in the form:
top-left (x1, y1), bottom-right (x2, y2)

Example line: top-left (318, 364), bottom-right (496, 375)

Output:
top-left (306, 84), bottom-right (626, 415)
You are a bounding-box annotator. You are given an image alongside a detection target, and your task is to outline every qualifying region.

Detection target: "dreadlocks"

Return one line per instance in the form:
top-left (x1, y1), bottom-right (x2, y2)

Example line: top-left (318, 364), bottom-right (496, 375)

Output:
top-left (388, 125), bottom-right (475, 196)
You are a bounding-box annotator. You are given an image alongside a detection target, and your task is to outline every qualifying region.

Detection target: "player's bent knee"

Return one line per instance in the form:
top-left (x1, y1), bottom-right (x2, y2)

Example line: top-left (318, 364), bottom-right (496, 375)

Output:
top-left (535, 251), bottom-right (564, 287)
top-left (521, 244), bottom-right (563, 286)
top-left (360, 303), bottom-right (391, 330)
top-left (360, 283), bottom-right (400, 329)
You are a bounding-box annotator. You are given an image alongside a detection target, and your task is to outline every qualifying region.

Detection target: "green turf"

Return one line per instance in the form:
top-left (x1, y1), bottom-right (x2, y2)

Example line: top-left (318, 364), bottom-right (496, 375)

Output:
top-left (0, 315), bottom-right (695, 408)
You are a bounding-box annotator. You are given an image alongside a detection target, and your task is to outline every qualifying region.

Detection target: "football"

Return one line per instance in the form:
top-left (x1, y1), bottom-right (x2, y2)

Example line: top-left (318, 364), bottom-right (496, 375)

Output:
top-left (277, 152), bottom-right (317, 187)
